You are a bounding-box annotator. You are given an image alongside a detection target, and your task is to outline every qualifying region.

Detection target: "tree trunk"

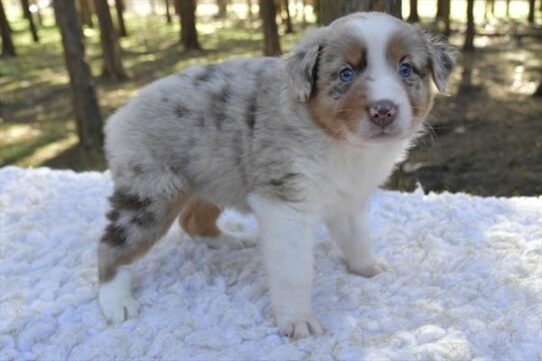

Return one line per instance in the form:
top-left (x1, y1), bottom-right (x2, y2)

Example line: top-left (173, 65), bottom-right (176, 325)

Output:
top-left (301, 0), bottom-right (306, 25)
top-left (178, 0), bottom-right (201, 51)
top-left (313, 0), bottom-right (320, 22)
top-left (437, 0), bottom-right (452, 35)
top-left (94, 0), bottom-right (128, 80)
top-left (165, 0), bottom-right (172, 24)
top-left (441, 0), bottom-right (451, 37)
top-left (259, 0), bottom-right (281, 55)
top-left (20, 0), bottom-right (39, 43)
top-left (79, 0), bottom-right (93, 27)
top-left (317, 0), bottom-right (359, 25)
top-left (173, 0), bottom-right (180, 15)
top-left (464, 0), bottom-right (475, 51)
top-left (436, 0), bottom-right (443, 20)
top-left (246, 0), bottom-right (253, 22)
top-left (114, 0), bottom-right (128, 37)
top-left (533, 82), bottom-right (542, 97)
top-left (149, 0), bottom-right (156, 14)
top-left (0, 0), bottom-right (16, 56)
top-left (528, 0), bottom-right (535, 23)
top-left (407, 0), bottom-right (419, 23)
top-left (216, 0), bottom-right (227, 18)
top-left (362, 0), bottom-right (402, 19)
top-left (318, 0), bottom-right (401, 25)
top-left (32, 0), bottom-right (43, 26)
top-left (505, 0), bottom-right (510, 18)
top-left (52, 0), bottom-right (103, 148)
top-left (484, 0), bottom-right (495, 21)
top-left (283, 0), bottom-right (294, 33)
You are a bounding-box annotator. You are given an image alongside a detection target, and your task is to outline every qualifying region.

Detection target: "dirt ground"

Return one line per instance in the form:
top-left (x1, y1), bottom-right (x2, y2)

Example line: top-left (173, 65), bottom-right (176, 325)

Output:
top-left (388, 34), bottom-right (542, 197)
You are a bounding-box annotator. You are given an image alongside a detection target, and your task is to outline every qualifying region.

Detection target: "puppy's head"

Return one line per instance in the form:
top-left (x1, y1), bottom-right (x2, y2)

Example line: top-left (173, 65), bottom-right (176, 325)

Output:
top-left (285, 12), bottom-right (458, 143)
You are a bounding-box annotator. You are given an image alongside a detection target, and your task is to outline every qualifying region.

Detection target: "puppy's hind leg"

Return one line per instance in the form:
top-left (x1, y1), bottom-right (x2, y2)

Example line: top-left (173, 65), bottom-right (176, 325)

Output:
top-left (98, 188), bottom-right (185, 323)
top-left (180, 198), bottom-right (255, 248)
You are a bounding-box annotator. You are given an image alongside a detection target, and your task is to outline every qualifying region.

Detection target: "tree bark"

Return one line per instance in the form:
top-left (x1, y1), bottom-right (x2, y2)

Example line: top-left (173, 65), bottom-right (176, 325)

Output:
top-left (441, 0), bottom-right (451, 37)
top-left (20, 0), bottom-right (39, 43)
top-left (94, 0), bottom-right (128, 80)
top-left (79, 0), bottom-right (93, 28)
top-left (246, 0), bottom-right (253, 22)
top-left (32, 0), bottom-right (43, 26)
top-left (173, 0), bottom-right (180, 15)
top-left (178, 0), bottom-right (201, 50)
top-left (362, 0), bottom-right (402, 19)
top-left (0, 0), bottom-right (15, 56)
top-left (259, 0), bottom-right (281, 55)
top-left (464, 0), bottom-right (475, 51)
top-left (283, 0), bottom-right (294, 33)
top-left (301, 0), bottom-right (306, 25)
top-left (165, 0), bottom-right (172, 24)
top-left (318, 0), bottom-right (401, 25)
top-left (317, 0), bottom-right (359, 25)
top-left (52, 0), bottom-right (103, 148)
top-left (216, 0), bottom-right (227, 18)
top-left (114, 0), bottom-right (128, 37)
top-left (407, 0), bottom-right (419, 23)
top-left (527, 0), bottom-right (535, 23)
top-left (436, 0), bottom-right (443, 20)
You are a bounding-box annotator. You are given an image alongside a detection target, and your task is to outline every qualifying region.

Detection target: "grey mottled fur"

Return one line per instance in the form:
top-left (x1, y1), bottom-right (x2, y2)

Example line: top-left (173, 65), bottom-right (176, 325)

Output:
top-left (98, 12), bottom-right (456, 285)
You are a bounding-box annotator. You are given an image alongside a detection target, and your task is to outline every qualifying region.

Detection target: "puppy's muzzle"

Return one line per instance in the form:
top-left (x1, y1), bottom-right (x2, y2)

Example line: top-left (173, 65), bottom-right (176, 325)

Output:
top-left (368, 100), bottom-right (398, 128)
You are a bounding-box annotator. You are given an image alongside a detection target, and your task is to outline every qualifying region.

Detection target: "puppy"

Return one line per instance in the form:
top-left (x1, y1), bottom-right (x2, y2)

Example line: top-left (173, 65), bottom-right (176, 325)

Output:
top-left (97, 12), bottom-right (456, 338)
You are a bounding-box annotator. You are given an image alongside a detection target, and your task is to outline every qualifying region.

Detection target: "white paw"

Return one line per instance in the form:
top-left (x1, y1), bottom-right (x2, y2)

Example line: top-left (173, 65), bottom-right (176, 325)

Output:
top-left (348, 257), bottom-right (389, 277)
top-left (220, 219), bottom-right (245, 233)
top-left (275, 313), bottom-right (324, 339)
top-left (99, 268), bottom-right (139, 323)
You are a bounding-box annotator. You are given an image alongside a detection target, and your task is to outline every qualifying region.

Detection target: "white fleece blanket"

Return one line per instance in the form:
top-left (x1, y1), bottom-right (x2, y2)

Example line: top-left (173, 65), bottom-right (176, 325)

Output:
top-left (0, 166), bottom-right (540, 360)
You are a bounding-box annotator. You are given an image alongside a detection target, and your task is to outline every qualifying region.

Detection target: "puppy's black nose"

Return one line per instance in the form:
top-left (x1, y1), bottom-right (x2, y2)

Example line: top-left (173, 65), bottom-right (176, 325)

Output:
top-left (368, 100), bottom-right (398, 128)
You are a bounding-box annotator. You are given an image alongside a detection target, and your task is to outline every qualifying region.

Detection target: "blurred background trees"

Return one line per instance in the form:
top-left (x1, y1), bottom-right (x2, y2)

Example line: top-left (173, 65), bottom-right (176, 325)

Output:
top-left (260, 0), bottom-right (280, 55)
top-left (52, 0), bottom-right (102, 147)
top-left (20, 0), bottom-right (39, 42)
top-left (178, 0), bottom-right (201, 50)
top-left (0, 0), bottom-right (16, 56)
top-left (94, 0), bottom-right (128, 80)
top-left (1, 0), bottom-right (541, 195)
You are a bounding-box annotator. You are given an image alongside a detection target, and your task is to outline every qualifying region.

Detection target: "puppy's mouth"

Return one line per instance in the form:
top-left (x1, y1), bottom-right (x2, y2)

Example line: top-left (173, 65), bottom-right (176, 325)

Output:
top-left (362, 115), bottom-right (420, 142)
top-left (365, 127), bottom-right (403, 142)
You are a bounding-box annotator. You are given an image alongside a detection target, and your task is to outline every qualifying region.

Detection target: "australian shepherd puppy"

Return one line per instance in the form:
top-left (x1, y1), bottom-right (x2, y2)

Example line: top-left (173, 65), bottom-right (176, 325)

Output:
top-left (97, 12), bottom-right (457, 338)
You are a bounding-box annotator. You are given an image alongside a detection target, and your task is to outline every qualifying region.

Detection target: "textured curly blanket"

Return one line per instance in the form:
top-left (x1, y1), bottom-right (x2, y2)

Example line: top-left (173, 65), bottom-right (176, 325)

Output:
top-left (0, 167), bottom-right (540, 360)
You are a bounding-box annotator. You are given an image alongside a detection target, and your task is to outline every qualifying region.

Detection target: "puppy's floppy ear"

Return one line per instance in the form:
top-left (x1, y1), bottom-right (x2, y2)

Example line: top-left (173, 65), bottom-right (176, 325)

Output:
top-left (284, 28), bottom-right (325, 102)
top-left (421, 30), bottom-right (459, 95)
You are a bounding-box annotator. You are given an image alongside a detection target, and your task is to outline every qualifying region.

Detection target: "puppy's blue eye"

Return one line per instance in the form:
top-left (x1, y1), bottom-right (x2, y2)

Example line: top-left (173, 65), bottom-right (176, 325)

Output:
top-left (399, 63), bottom-right (412, 77)
top-left (339, 68), bottom-right (354, 82)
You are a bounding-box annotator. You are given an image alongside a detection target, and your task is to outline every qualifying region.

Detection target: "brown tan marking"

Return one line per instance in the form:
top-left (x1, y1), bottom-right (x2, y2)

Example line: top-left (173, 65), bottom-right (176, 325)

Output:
top-left (386, 31), bottom-right (433, 124)
top-left (180, 197), bottom-right (223, 238)
top-left (386, 30), bottom-right (430, 73)
top-left (307, 33), bottom-right (368, 140)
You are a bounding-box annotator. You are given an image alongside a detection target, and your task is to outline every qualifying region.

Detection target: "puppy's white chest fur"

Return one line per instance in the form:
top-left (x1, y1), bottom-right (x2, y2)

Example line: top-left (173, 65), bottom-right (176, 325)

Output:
top-left (307, 140), bottom-right (408, 215)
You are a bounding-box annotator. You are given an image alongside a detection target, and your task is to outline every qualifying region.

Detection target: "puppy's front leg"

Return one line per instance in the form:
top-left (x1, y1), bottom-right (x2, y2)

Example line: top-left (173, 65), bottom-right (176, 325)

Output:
top-left (248, 194), bottom-right (323, 339)
top-left (326, 206), bottom-right (388, 277)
